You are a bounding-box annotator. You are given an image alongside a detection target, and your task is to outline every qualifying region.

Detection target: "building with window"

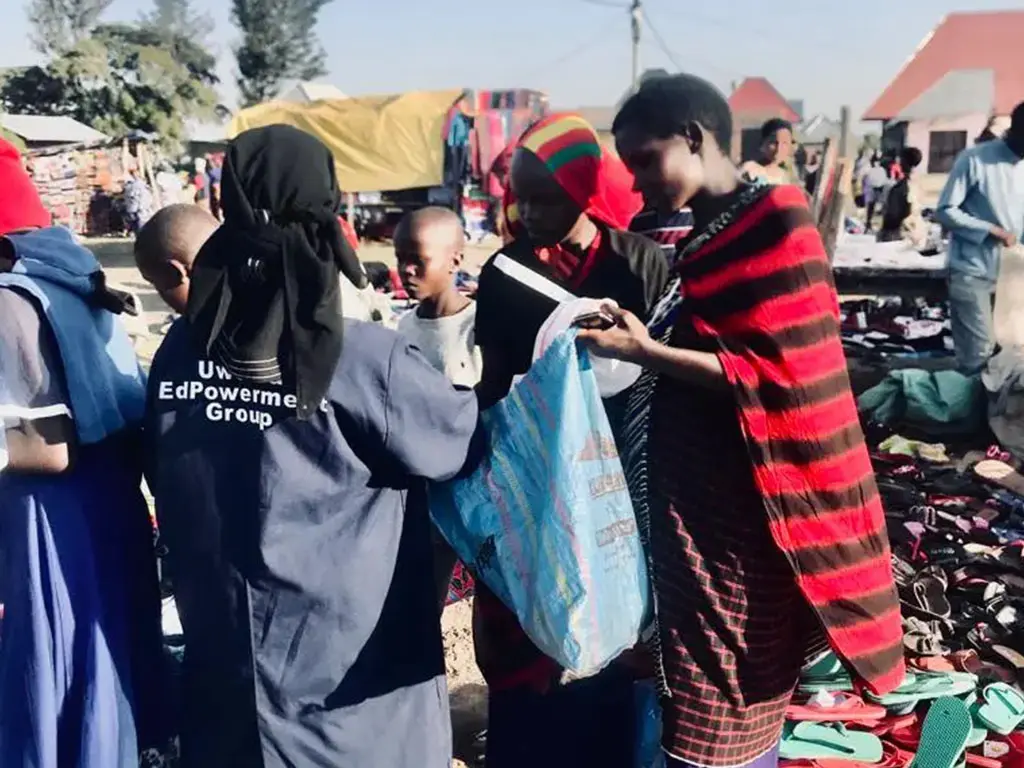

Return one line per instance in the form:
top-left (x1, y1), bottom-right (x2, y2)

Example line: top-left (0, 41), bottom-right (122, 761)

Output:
top-left (863, 10), bottom-right (1024, 181)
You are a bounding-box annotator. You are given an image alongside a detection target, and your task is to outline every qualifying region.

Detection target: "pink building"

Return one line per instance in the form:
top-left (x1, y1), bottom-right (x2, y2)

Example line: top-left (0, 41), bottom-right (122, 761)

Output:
top-left (863, 10), bottom-right (1024, 179)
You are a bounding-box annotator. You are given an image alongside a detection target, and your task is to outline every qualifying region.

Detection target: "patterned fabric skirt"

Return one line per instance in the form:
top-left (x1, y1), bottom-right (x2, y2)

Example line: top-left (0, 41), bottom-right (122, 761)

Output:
top-left (446, 561), bottom-right (475, 605)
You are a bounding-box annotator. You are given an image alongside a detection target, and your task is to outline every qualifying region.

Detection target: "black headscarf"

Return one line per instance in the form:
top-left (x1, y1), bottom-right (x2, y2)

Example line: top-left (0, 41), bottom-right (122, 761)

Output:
top-left (186, 125), bottom-right (366, 419)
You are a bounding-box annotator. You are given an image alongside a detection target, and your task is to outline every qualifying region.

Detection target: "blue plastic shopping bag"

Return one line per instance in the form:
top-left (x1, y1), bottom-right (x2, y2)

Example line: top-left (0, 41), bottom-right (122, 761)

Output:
top-left (430, 331), bottom-right (650, 675)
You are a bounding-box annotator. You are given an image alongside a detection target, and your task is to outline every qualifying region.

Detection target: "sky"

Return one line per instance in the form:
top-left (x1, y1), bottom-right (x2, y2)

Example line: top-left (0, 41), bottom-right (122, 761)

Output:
top-left (0, 0), bottom-right (1017, 123)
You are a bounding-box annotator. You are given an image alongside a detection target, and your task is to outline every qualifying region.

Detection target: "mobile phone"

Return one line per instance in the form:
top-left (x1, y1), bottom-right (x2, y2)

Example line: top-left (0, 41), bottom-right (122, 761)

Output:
top-left (571, 311), bottom-right (615, 330)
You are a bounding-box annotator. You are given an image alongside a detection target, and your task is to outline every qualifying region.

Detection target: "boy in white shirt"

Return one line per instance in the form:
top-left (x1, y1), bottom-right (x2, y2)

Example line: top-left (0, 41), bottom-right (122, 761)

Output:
top-left (395, 206), bottom-right (481, 609)
top-left (396, 207), bottom-right (481, 389)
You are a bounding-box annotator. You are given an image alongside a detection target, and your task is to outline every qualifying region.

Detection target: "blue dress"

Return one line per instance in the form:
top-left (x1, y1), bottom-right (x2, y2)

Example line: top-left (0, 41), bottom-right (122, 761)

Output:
top-left (0, 232), bottom-right (165, 767)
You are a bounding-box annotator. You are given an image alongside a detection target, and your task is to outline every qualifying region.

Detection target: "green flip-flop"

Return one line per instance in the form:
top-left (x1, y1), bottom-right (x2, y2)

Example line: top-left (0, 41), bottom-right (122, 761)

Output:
top-left (780, 721), bottom-right (884, 762)
top-left (866, 671), bottom-right (977, 708)
top-left (910, 697), bottom-right (973, 768)
top-left (971, 683), bottom-right (1024, 735)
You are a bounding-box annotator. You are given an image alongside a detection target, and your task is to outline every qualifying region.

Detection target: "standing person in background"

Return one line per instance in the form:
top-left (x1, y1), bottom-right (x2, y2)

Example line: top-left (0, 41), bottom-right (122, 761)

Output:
top-left (395, 206), bottom-right (482, 609)
top-left (584, 73), bottom-right (905, 768)
top-left (0, 138), bottom-right (167, 767)
top-left (741, 118), bottom-right (796, 185)
top-left (803, 151), bottom-right (821, 195)
top-left (122, 166), bottom-right (154, 235)
top-left (862, 155), bottom-right (889, 231)
top-left (936, 101), bottom-right (1024, 374)
top-left (878, 147), bottom-right (926, 246)
top-left (474, 113), bottom-right (668, 768)
top-left (145, 125), bottom-right (483, 768)
top-left (155, 162), bottom-right (184, 208)
top-left (207, 155), bottom-right (222, 221)
top-left (192, 157), bottom-right (208, 210)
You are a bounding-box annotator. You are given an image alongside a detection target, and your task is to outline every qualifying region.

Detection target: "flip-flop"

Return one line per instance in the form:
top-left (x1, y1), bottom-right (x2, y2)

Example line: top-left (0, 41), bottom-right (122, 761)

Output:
top-left (780, 722), bottom-right (884, 763)
top-left (971, 683), bottom-right (1024, 735)
top-left (866, 671), bottom-right (978, 708)
top-left (975, 460), bottom-right (1024, 497)
top-left (910, 697), bottom-right (974, 768)
top-left (950, 650), bottom-right (1016, 685)
top-left (787, 692), bottom-right (887, 723)
top-left (990, 644), bottom-right (1024, 677)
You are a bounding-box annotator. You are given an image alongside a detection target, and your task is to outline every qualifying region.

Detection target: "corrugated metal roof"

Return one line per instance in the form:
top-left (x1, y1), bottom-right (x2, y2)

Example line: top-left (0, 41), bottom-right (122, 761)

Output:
top-left (896, 69), bottom-right (994, 120)
top-left (0, 114), bottom-right (108, 144)
top-left (727, 77), bottom-right (800, 122)
top-left (863, 11), bottom-right (1024, 120)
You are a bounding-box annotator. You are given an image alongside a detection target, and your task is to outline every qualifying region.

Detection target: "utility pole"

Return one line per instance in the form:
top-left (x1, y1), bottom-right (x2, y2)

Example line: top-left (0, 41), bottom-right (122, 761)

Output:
top-left (630, 0), bottom-right (642, 92)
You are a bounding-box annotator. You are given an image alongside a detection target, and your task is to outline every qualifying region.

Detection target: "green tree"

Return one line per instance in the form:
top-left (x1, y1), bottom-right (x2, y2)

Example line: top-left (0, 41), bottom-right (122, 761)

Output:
top-left (232, 0), bottom-right (332, 106)
top-left (141, 0), bottom-right (211, 44)
top-left (0, 22), bottom-right (219, 149)
top-left (26, 0), bottom-right (114, 55)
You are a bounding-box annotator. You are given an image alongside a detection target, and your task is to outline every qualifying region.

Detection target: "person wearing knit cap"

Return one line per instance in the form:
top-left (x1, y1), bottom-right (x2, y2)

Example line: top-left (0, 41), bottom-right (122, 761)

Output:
top-left (0, 137), bottom-right (168, 766)
top-left (472, 113), bottom-right (669, 768)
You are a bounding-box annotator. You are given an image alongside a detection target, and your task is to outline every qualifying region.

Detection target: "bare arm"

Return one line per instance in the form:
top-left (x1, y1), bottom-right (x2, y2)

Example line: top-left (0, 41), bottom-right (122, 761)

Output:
top-left (4, 415), bottom-right (73, 474)
top-left (635, 338), bottom-right (729, 392)
top-left (578, 305), bottom-right (728, 392)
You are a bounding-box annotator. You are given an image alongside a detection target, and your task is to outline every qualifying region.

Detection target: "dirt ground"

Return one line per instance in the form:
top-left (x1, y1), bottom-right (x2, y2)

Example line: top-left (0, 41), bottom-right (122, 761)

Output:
top-left (89, 236), bottom-right (492, 767)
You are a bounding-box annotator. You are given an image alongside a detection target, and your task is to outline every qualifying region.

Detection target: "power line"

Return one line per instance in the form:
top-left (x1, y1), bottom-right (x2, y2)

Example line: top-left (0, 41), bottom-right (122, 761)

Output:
top-left (642, 5), bottom-right (743, 82)
top-left (642, 10), bottom-right (682, 71)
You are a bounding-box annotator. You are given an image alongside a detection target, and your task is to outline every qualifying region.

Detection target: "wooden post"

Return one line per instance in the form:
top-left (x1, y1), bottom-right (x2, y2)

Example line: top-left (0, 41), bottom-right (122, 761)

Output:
top-left (838, 105), bottom-right (851, 158)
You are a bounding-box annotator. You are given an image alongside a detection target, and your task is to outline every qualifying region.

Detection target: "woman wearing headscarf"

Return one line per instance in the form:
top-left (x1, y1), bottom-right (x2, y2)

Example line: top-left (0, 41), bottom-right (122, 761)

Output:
top-left (473, 113), bottom-right (669, 768)
top-left (579, 74), bottom-right (904, 768)
top-left (0, 137), bottom-right (167, 767)
top-left (144, 125), bottom-right (483, 768)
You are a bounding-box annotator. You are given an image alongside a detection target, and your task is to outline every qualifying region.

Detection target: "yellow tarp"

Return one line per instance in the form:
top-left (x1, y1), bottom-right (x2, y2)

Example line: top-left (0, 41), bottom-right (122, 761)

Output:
top-left (229, 90), bottom-right (462, 192)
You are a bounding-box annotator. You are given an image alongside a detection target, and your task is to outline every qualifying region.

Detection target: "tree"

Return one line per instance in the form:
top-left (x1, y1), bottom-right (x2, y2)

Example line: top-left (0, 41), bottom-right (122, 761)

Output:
top-left (141, 0), bottom-right (211, 44)
top-left (26, 0), bottom-right (114, 55)
top-left (232, 0), bottom-right (332, 106)
top-left (0, 22), bottom-right (219, 149)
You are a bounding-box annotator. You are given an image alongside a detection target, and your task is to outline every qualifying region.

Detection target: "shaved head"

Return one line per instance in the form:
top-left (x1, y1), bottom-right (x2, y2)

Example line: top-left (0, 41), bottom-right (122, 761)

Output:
top-left (394, 206), bottom-right (465, 303)
top-left (135, 204), bottom-right (218, 314)
top-left (394, 206), bottom-right (464, 250)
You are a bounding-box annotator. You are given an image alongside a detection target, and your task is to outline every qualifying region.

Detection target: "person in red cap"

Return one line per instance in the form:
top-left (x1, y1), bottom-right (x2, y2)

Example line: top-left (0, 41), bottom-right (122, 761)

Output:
top-left (0, 137), bottom-right (169, 766)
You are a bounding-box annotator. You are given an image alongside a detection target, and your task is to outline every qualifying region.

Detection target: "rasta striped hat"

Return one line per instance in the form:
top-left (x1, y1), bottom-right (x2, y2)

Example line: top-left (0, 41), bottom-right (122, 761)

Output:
top-left (505, 113), bottom-right (642, 234)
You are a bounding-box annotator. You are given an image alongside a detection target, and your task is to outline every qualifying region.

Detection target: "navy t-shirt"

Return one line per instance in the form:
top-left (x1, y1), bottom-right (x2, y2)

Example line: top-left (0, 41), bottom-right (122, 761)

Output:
top-left (145, 318), bottom-right (481, 768)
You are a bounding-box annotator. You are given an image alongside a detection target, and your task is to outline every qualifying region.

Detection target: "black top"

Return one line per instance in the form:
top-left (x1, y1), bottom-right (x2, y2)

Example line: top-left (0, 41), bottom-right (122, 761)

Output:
top-left (475, 227), bottom-right (669, 378)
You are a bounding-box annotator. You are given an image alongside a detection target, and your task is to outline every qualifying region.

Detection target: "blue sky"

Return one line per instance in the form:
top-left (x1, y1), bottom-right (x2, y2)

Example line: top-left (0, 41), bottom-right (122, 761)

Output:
top-left (0, 0), bottom-right (1015, 121)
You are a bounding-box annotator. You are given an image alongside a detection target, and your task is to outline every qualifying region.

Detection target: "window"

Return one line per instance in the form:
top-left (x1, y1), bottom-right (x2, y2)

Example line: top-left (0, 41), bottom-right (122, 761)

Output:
top-left (928, 131), bottom-right (967, 173)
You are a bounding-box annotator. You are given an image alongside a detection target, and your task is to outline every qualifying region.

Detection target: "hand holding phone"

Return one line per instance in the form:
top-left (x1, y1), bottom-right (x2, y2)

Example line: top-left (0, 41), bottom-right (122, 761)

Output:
top-left (571, 311), bottom-right (615, 330)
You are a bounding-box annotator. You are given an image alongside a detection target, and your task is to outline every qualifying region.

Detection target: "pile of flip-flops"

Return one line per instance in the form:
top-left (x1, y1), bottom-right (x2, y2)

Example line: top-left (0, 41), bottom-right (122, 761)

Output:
top-left (780, 434), bottom-right (1024, 768)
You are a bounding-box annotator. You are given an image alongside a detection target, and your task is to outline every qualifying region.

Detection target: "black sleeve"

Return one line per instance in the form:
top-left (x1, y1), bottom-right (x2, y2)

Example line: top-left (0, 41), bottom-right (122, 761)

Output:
top-left (473, 257), bottom-right (508, 352)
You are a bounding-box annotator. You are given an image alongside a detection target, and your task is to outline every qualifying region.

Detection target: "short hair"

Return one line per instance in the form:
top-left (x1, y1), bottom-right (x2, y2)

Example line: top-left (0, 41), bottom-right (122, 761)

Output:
top-left (135, 203), bottom-right (218, 270)
top-left (761, 118), bottom-right (793, 140)
top-left (1012, 102), bottom-right (1024, 131)
top-left (900, 146), bottom-right (923, 170)
top-left (612, 73), bottom-right (734, 154)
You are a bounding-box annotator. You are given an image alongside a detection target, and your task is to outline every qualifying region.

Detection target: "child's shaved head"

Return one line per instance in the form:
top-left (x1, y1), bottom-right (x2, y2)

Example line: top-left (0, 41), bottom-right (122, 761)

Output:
top-left (135, 204), bottom-right (218, 314)
top-left (394, 207), bottom-right (466, 304)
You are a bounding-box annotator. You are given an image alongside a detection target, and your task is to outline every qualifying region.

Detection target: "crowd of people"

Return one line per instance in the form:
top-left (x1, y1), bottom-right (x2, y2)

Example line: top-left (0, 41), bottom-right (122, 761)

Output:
top-left (2, 72), bottom-right (1021, 768)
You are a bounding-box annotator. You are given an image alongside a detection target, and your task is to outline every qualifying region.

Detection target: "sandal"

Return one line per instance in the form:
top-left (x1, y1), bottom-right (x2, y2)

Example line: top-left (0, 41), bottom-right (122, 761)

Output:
top-left (971, 683), bottom-right (1024, 735)
top-left (786, 692), bottom-right (887, 723)
top-left (780, 722), bottom-right (884, 763)
top-left (866, 670), bottom-right (977, 708)
top-left (909, 696), bottom-right (974, 768)
top-left (975, 460), bottom-right (1024, 497)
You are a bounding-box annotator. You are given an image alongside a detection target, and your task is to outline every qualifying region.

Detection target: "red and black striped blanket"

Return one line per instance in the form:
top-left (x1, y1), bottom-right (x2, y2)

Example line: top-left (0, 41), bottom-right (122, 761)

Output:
top-left (678, 183), bottom-right (905, 694)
